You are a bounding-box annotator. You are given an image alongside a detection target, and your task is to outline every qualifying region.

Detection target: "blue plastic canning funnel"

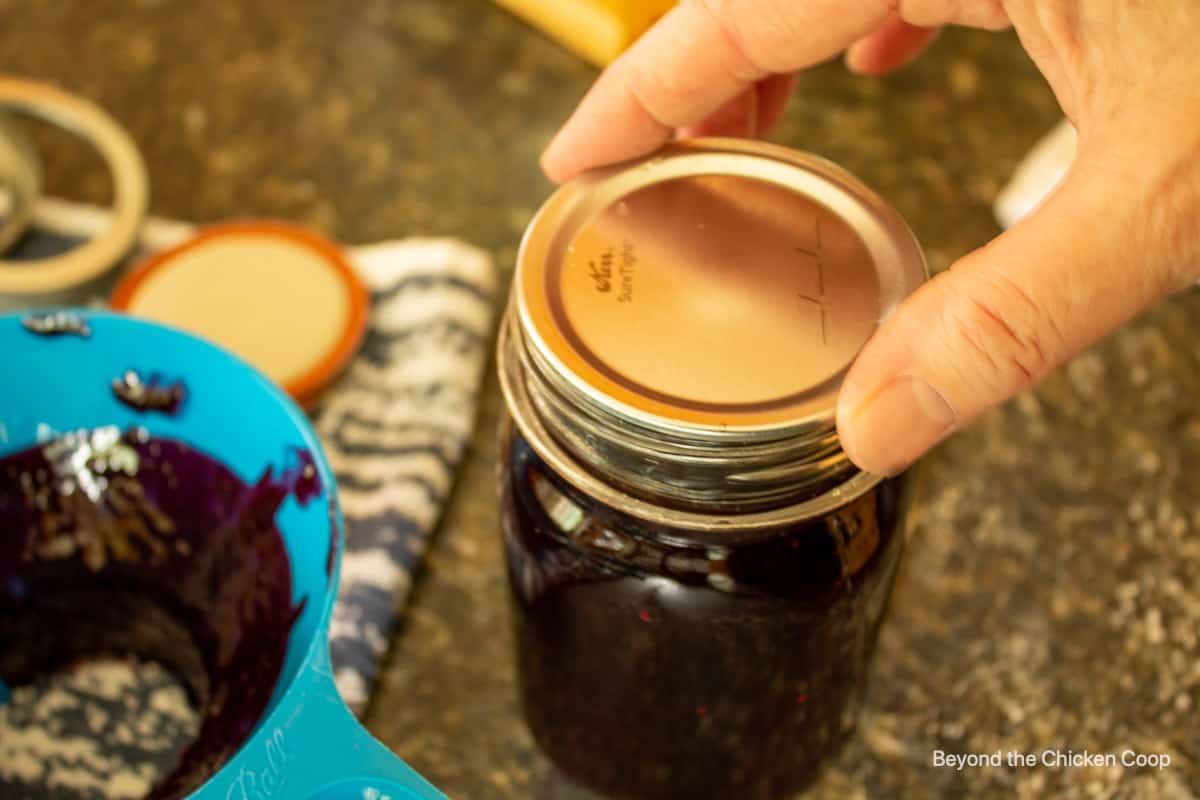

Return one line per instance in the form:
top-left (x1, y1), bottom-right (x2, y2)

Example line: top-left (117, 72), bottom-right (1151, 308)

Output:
top-left (0, 311), bottom-right (444, 800)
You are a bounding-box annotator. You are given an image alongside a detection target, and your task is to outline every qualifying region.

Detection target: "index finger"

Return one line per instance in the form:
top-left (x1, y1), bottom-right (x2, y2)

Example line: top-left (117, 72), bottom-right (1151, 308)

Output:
top-left (539, 0), bottom-right (893, 182)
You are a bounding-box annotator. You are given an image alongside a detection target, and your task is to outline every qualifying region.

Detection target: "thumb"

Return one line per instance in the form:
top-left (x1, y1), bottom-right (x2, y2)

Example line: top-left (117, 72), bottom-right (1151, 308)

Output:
top-left (836, 142), bottom-right (1195, 475)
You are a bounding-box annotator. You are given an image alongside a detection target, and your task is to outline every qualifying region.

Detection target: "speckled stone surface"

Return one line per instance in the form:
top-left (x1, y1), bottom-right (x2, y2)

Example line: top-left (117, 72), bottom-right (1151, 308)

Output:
top-left (1, 2), bottom-right (1197, 798)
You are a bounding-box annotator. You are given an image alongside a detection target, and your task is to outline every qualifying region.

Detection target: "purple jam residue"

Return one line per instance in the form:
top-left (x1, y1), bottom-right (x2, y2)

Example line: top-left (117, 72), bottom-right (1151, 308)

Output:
top-left (112, 370), bottom-right (188, 415)
top-left (0, 427), bottom-right (320, 799)
top-left (21, 311), bottom-right (92, 338)
top-left (275, 449), bottom-right (338, 577)
top-left (279, 448), bottom-right (321, 506)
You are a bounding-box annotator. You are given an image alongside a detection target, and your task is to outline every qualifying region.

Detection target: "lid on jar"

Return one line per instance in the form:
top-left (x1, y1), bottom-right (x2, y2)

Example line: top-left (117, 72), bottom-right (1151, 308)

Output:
top-left (518, 139), bottom-right (925, 434)
top-left (508, 139), bottom-right (926, 518)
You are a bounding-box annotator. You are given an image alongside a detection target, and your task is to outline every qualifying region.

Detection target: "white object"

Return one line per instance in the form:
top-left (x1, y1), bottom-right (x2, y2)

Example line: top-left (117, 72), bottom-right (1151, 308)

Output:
top-left (994, 119), bottom-right (1077, 229)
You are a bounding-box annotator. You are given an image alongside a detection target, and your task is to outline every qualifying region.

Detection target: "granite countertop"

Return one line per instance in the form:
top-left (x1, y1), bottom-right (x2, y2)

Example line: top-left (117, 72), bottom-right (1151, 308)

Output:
top-left (2, 1), bottom-right (1197, 797)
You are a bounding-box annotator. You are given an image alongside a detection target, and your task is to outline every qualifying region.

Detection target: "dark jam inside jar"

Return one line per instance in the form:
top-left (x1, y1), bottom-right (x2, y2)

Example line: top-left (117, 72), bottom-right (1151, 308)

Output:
top-left (500, 420), bottom-right (908, 800)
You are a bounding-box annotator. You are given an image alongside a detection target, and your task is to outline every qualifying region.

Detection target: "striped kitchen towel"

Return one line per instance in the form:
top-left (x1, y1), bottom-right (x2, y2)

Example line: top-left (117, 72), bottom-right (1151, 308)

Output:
top-left (0, 198), bottom-right (497, 798)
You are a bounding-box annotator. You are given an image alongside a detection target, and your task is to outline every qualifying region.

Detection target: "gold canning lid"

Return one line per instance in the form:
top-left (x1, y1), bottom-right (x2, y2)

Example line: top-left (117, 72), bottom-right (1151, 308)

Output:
top-left (110, 221), bottom-right (370, 409)
top-left (516, 138), bottom-right (927, 440)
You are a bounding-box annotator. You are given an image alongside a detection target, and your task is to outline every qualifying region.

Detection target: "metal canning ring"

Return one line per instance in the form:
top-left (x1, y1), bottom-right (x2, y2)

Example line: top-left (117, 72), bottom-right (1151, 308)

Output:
top-left (0, 111), bottom-right (42, 254)
top-left (0, 77), bottom-right (148, 298)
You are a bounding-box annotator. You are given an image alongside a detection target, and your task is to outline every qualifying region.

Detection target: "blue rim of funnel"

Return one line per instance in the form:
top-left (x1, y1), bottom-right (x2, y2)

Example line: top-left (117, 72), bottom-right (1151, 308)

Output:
top-left (0, 310), bottom-right (444, 800)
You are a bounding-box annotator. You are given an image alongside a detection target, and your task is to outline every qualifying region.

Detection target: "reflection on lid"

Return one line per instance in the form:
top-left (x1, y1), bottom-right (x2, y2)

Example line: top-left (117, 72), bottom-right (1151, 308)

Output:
top-left (552, 173), bottom-right (879, 413)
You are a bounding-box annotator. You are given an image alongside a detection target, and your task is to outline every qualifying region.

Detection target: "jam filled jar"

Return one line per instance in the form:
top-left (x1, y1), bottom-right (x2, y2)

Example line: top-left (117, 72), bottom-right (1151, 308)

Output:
top-left (498, 139), bottom-right (927, 799)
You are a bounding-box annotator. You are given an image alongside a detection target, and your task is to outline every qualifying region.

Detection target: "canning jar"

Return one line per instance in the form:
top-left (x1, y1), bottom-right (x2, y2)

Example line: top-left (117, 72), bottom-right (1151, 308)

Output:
top-left (497, 139), bottom-right (927, 799)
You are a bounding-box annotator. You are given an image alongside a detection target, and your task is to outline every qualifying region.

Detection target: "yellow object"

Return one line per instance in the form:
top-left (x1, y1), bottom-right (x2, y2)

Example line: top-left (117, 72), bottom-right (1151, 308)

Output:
top-left (495, 0), bottom-right (675, 66)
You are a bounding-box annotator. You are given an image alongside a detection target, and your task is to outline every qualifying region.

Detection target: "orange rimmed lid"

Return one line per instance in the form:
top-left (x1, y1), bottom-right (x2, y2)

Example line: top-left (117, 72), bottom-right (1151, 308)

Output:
top-left (110, 221), bottom-right (369, 408)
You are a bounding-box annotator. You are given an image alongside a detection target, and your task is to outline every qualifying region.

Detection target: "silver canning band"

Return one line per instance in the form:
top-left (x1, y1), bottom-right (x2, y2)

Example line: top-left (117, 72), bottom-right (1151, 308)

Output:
top-left (502, 140), bottom-right (927, 532)
top-left (498, 312), bottom-right (884, 532)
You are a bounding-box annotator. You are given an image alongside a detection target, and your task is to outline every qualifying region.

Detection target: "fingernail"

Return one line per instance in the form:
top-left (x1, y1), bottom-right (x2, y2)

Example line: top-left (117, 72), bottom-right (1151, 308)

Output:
top-left (841, 375), bottom-right (957, 475)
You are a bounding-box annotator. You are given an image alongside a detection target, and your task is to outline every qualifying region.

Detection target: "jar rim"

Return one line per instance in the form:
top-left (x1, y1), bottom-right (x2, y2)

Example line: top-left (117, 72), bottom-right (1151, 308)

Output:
top-left (515, 138), bottom-right (927, 437)
top-left (499, 316), bottom-right (884, 533)
top-left (502, 140), bottom-right (926, 527)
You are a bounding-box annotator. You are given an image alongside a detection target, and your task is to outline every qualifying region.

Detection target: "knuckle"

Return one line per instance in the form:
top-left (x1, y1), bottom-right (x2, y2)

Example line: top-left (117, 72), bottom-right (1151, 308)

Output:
top-left (623, 75), bottom-right (672, 128)
top-left (897, 0), bottom-right (960, 27)
top-left (689, 0), bottom-right (800, 75)
top-left (937, 276), bottom-right (1059, 395)
top-left (689, 0), bottom-right (759, 75)
top-left (898, 0), bottom-right (1009, 28)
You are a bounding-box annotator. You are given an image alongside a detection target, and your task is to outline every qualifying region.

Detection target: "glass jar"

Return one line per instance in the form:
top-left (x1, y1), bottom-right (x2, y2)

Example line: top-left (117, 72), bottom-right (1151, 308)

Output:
top-left (498, 139), bottom-right (927, 799)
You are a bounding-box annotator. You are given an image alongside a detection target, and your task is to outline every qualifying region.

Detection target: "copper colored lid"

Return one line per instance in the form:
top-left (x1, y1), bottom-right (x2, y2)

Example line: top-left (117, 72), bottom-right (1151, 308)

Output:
top-left (516, 138), bottom-right (927, 438)
top-left (110, 221), bottom-right (368, 408)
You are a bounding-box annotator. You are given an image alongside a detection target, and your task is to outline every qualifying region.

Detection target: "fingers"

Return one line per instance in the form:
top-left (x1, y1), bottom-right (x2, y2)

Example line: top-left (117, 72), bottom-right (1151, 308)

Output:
top-left (753, 72), bottom-right (799, 134)
top-left (846, 13), bottom-right (941, 75)
top-left (836, 146), bottom-right (1186, 475)
top-left (541, 0), bottom-right (893, 182)
top-left (680, 87), bottom-right (759, 139)
top-left (678, 73), bottom-right (798, 139)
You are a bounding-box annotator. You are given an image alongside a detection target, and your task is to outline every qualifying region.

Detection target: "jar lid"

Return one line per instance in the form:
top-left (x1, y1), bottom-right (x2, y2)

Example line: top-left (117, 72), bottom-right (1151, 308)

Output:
top-left (506, 139), bottom-right (927, 517)
top-left (517, 138), bottom-right (926, 438)
top-left (110, 221), bottom-right (369, 407)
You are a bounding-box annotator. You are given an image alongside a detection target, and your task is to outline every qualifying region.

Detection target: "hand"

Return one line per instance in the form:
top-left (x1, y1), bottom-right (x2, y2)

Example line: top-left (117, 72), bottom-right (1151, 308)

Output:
top-left (540, 1), bottom-right (1200, 475)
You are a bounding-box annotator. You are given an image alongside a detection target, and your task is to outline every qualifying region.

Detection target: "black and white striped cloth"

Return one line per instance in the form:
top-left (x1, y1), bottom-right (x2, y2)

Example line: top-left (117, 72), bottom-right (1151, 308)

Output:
top-left (315, 237), bottom-right (496, 711)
